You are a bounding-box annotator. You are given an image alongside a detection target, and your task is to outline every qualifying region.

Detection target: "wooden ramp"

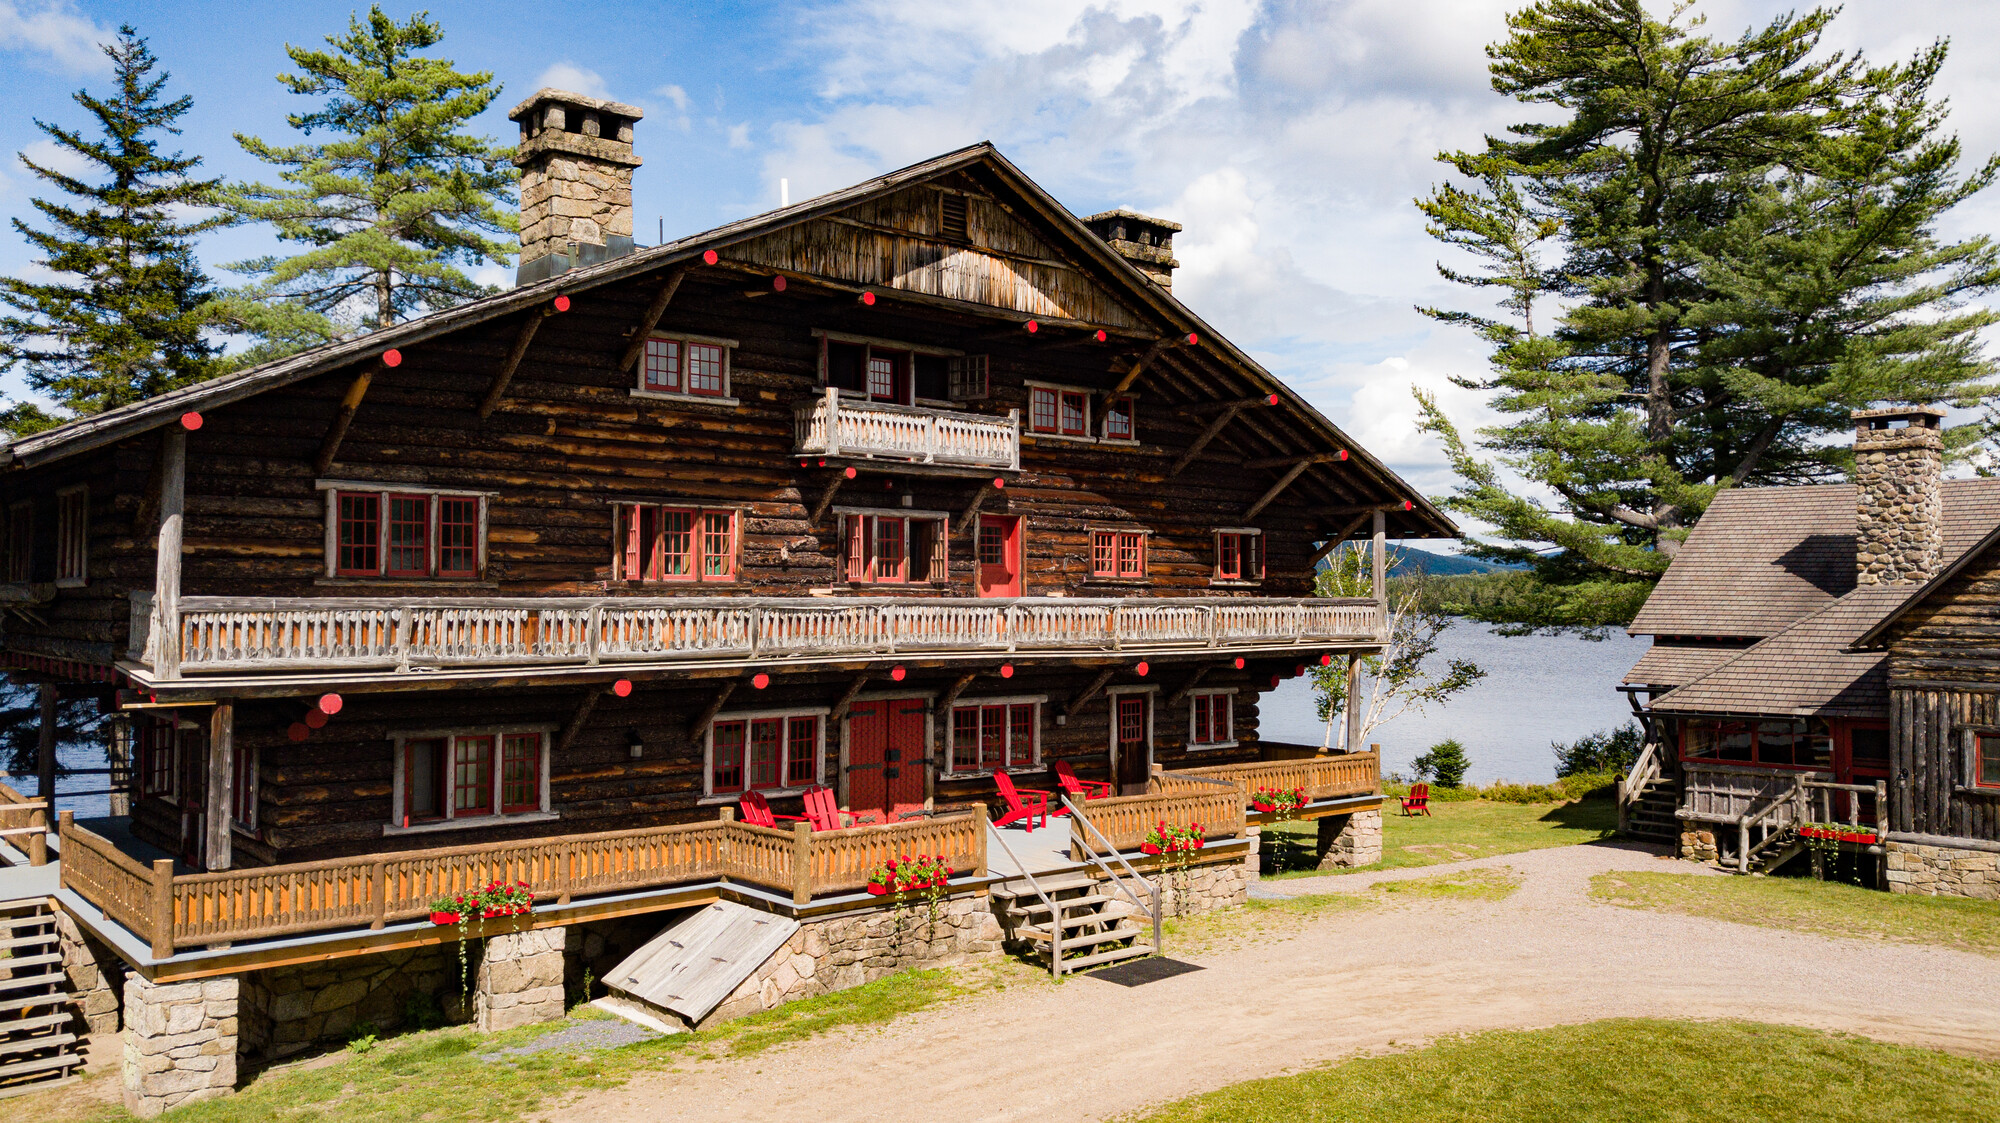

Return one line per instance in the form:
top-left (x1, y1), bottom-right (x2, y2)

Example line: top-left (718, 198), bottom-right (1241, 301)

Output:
top-left (599, 902), bottom-right (799, 1028)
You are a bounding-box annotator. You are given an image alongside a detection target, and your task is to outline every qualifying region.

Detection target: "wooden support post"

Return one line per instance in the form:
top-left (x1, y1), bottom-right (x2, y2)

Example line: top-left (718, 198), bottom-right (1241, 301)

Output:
top-left (1371, 509), bottom-right (1387, 605)
top-left (1169, 403), bottom-right (1243, 477)
top-left (28, 808), bottom-right (47, 867)
top-left (792, 821), bottom-right (814, 906)
top-left (810, 474), bottom-right (846, 524)
top-left (1245, 459), bottom-right (1315, 521)
top-left (617, 270), bottom-right (686, 372)
top-left (688, 681), bottom-right (738, 743)
top-left (1343, 654), bottom-right (1363, 754)
top-left (154, 427), bottom-right (185, 679)
top-left (149, 858), bottom-right (175, 960)
top-left (370, 860), bottom-right (388, 930)
top-left (314, 366), bottom-right (376, 475)
top-left (1310, 511), bottom-right (1375, 569)
top-left (204, 702), bottom-right (233, 871)
top-left (1100, 338), bottom-right (1173, 411)
top-left (829, 672), bottom-right (870, 724)
top-left (1062, 667), bottom-right (1118, 723)
top-left (35, 683), bottom-right (56, 816)
top-left (974, 803), bottom-right (989, 878)
top-left (932, 671), bottom-right (979, 777)
top-left (477, 309), bottom-right (551, 418)
top-left (1166, 665), bottom-right (1210, 708)
top-left (555, 690), bottom-right (601, 754)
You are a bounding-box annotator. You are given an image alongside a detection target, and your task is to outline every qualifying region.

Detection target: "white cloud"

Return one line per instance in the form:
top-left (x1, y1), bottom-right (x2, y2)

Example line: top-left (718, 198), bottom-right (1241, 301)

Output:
top-left (18, 136), bottom-right (92, 181)
top-left (530, 61), bottom-right (610, 100)
top-left (0, 1), bottom-right (111, 75)
top-left (727, 122), bottom-right (752, 150)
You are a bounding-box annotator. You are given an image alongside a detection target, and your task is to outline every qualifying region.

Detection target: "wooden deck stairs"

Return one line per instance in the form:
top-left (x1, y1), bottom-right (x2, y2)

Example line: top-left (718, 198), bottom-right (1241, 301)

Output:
top-left (0, 899), bottom-right (83, 1099)
top-left (1622, 777), bottom-right (1680, 842)
top-left (992, 874), bottom-right (1155, 975)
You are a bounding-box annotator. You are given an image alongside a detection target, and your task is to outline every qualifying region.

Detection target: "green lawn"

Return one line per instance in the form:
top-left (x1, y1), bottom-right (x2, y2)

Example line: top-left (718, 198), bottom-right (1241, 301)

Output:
top-left (1259, 796), bottom-right (1618, 878)
top-left (1124, 1019), bottom-right (2000, 1123)
top-left (1593, 871), bottom-right (2000, 958)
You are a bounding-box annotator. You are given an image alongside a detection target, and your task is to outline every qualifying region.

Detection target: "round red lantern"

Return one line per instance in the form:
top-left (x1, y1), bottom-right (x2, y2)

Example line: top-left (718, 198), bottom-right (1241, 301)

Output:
top-left (180, 411), bottom-right (203, 431)
top-left (753, 673), bottom-right (770, 690)
top-left (318, 693), bottom-right (343, 715)
top-left (1000, 664), bottom-right (1014, 679)
top-left (891, 665), bottom-right (907, 682)
top-left (381, 349), bottom-right (402, 367)
top-left (702, 249), bottom-right (719, 265)
top-left (613, 679), bottom-right (633, 697)
top-left (1135, 661), bottom-right (1149, 676)
top-left (553, 294), bottom-right (570, 312)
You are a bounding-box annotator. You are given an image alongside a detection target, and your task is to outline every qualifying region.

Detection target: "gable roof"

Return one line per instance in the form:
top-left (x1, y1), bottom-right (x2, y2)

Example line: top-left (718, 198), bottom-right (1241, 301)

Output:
top-left (0, 142), bottom-right (1453, 539)
top-left (1853, 517), bottom-right (2000, 649)
top-left (1646, 585), bottom-right (1907, 718)
top-left (1628, 479), bottom-right (2000, 639)
top-left (1622, 641), bottom-right (1751, 689)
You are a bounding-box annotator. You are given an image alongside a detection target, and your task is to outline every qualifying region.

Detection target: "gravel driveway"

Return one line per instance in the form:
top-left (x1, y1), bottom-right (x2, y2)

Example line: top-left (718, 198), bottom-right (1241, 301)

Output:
top-left (546, 840), bottom-right (2000, 1122)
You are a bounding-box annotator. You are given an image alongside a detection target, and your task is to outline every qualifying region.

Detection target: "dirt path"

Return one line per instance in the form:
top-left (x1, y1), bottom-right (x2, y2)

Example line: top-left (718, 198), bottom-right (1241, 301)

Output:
top-left (548, 841), bottom-right (2000, 1122)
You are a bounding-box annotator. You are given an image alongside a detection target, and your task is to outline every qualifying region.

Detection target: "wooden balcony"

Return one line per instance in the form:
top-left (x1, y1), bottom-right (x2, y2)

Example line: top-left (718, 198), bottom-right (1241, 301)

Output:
top-left (794, 389), bottom-right (1020, 470)
top-left (133, 594), bottom-right (1384, 680)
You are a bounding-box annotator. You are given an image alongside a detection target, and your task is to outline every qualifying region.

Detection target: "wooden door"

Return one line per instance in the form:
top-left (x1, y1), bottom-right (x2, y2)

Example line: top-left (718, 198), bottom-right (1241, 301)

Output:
top-left (976, 516), bottom-right (1022, 597)
top-left (1113, 694), bottom-right (1151, 795)
top-left (1836, 722), bottom-right (1890, 824)
top-left (884, 700), bottom-right (928, 818)
top-left (846, 699), bottom-right (928, 822)
top-left (847, 702), bottom-right (888, 820)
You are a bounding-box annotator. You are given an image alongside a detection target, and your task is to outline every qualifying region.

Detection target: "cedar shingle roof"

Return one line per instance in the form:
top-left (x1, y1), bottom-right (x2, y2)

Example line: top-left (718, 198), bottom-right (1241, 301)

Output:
top-left (1627, 479), bottom-right (2000, 640)
top-left (1646, 586), bottom-right (1908, 718)
top-left (1622, 642), bottom-right (1751, 688)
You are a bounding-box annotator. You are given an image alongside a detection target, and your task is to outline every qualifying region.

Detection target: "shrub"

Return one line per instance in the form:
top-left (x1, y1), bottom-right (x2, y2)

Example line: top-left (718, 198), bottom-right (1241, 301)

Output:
top-left (1411, 739), bottom-right (1471, 788)
top-left (1554, 722), bottom-right (1644, 778)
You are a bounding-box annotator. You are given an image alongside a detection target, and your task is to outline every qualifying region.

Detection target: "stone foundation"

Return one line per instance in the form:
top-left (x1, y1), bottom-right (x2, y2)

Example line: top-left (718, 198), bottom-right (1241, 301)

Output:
top-left (475, 927), bottom-right (567, 1031)
top-left (1316, 810), bottom-right (1384, 869)
top-left (1885, 840), bottom-right (1997, 900)
top-left (1152, 853), bottom-right (1253, 916)
top-left (122, 975), bottom-right (237, 1118)
top-left (702, 894), bottom-right (1003, 1028)
top-left (239, 944), bottom-right (460, 1063)
top-left (56, 907), bottom-right (124, 1035)
top-left (1679, 829), bottom-right (1719, 862)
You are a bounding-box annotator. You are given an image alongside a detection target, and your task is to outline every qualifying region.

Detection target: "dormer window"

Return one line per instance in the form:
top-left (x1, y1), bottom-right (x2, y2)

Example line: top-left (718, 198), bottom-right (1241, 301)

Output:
top-left (636, 333), bottom-right (737, 403)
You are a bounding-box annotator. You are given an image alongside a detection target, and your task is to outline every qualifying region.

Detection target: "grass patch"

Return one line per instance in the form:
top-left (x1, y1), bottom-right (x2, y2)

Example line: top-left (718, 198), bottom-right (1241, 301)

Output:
top-left (1260, 796), bottom-right (1617, 878)
top-left (1165, 868), bottom-right (1520, 953)
top-left (1593, 871), bottom-right (2000, 958)
top-left (1122, 1018), bottom-right (2000, 1122)
top-left (25, 967), bottom-right (980, 1123)
top-left (1373, 866), bottom-right (1521, 902)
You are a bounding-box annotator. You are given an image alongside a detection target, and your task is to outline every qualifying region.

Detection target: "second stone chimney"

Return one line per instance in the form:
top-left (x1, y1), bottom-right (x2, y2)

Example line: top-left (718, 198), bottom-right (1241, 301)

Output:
top-left (1854, 405), bottom-right (1946, 586)
top-left (510, 89), bottom-right (643, 285)
top-left (1083, 208), bottom-right (1181, 289)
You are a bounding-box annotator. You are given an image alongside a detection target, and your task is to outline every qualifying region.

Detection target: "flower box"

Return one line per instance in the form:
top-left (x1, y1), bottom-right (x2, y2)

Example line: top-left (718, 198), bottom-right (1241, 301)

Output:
top-left (1799, 826), bottom-right (1877, 845)
top-left (1140, 842), bottom-right (1161, 855)
top-left (866, 882), bottom-right (888, 896)
top-left (430, 911), bottom-right (462, 926)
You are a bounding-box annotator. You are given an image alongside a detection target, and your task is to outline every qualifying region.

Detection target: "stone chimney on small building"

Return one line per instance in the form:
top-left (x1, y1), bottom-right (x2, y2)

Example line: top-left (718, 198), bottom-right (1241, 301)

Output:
top-left (1083, 208), bottom-right (1181, 289)
top-left (1853, 405), bottom-right (1946, 586)
top-left (510, 89), bottom-right (643, 285)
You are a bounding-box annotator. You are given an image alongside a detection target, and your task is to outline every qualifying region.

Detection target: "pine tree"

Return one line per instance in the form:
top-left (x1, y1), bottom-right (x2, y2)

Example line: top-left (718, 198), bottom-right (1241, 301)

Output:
top-left (215, 6), bottom-right (517, 357)
top-left (0, 24), bottom-right (222, 433)
top-left (1414, 1), bottom-right (2000, 631)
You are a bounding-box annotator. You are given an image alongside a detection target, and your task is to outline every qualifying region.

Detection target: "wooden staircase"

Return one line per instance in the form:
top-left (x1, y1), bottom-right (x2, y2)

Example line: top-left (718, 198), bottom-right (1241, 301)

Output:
top-left (0, 900), bottom-right (83, 1099)
top-left (1623, 777), bottom-right (1681, 842)
top-left (992, 874), bottom-right (1155, 975)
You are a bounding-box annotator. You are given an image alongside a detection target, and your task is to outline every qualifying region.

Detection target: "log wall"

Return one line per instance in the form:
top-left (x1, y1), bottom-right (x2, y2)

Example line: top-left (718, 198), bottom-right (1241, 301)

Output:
top-left (1885, 547), bottom-right (2000, 844)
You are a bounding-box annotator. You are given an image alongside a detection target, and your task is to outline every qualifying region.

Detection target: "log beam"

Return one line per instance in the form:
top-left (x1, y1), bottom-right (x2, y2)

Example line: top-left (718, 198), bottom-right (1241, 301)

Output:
top-left (204, 702), bottom-right (233, 870)
top-left (688, 681), bottom-right (739, 743)
top-left (555, 690), bottom-right (601, 754)
top-left (1244, 458), bottom-right (1316, 521)
top-left (1309, 511), bottom-right (1375, 569)
top-left (616, 270), bottom-right (686, 372)
top-left (314, 366), bottom-right (377, 475)
top-left (810, 473), bottom-right (847, 524)
top-left (829, 672), bottom-right (870, 723)
top-left (1241, 451), bottom-right (1348, 471)
top-left (1100, 338), bottom-right (1174, 411)
top-left (955, 479), bottom-right (999, 536)
top-left (1062, 667), bottom-right (1118, 722)
top-left (1169, 403), bottom-right (1243, 477)
top-left (1181, 395), bottom-right (1275, 415)
top-left (478, 309), bottom-right (553, 418)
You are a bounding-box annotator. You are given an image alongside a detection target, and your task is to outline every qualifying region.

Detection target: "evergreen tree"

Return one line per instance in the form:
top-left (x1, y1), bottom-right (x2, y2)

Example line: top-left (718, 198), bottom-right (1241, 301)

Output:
top-left (1415, 1), bottom-right (2000, 631)
top-left (0, 24), bottom-right (221, 432)
top-left (215, 6), bottom-right (517, 358)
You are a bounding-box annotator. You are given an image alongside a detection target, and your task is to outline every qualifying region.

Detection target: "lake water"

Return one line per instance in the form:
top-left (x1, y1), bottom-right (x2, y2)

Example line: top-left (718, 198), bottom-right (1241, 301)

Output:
top-left (1257, 621), bottom-right (1651, 785)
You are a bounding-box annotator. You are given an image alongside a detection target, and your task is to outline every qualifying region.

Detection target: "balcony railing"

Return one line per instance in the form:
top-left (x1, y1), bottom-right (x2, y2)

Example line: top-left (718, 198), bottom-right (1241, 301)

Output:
top-left (133, 594), bottom-right (1383, 678)
top-left (794, 388), bottom-right (1020, 470)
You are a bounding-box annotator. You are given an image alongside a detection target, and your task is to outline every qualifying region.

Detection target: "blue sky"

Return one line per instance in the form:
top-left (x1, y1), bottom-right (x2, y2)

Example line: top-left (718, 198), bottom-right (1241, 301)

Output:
top-left (5, 0), bottom-right (2000, 516)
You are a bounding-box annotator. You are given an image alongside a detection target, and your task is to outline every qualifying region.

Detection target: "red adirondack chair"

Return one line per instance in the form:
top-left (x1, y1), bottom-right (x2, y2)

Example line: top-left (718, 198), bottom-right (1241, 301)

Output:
top-left (1052, 760), bottom-right (1111, 802)
top-left (992, 771), bottom-right (1053, 830)
top-left (1401, 783), bottom-right (1432, 817)
top-left (801, 786), bottom-right (859, 831)
top-left (738, 790), bottom-right (810, 829)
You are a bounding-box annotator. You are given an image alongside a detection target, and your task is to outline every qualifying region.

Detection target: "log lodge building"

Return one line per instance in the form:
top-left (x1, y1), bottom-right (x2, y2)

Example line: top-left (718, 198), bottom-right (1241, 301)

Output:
top-left (0, 89), bottom-right (1438, 1110)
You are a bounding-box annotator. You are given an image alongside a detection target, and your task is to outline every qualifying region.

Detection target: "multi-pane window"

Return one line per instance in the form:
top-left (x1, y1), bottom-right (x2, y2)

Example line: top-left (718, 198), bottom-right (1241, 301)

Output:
top-left (55, 486), bottom-right (86, 585)
top-left (948, 700), bottom-right (1040, 774)
top-left (1028, 386), bottom-right (1090, 436)
top-left (843, 513), bottom-right (946, 584)
top-left (615, 504), bottom-right (738, 583)
top-left (1091, 530), bottom-right (1146, 579)
top-left (139, 716), bottom-right (178, 798)
top-left (822, 336), bottom-right (963, 404)
top-left (1977, 734), bottom-right (2000, 789)
top-left (331, 489), bottom-right (486, 579)
top-left (1681, 719), bottom-right (1831, 770)
top-left (1103, 396), bottom-right (1135, 441)
top-left (396, 729), bottom-right (548, 828)
top-left (640, 335), bottom-right (733, 398)
top-left (1214, 530), bottom-right (1263, 582)
top-left (6, 501), bottom-right (32, 583)
top-left (709, 713), bottom-right (823, 795)
top-left (1190, 692), bottom-right (1234, 747)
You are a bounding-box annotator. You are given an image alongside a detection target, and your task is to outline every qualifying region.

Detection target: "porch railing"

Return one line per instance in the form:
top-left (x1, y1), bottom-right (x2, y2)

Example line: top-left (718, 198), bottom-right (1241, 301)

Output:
top-left (1166, 752), bottom-right (1380, 803)
top-left (57, 808), bottom-right (986, 960)
top-left (143, 594), bottom-right (1385, 678)
top-left (794, 388), bottom-right (1021, 470)
top-left (1069, 787), bottom-right (1245, 857)
top-left (1677, 763), bottom-right (1889, 872)
top-left (0, 780), bottom-right (49, 866)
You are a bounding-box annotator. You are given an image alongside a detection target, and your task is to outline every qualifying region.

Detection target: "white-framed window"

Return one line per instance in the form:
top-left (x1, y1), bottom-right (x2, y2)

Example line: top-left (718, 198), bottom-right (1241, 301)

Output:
top-left (1213, 527), bottom-right (1264, 584)
top-left (705, 708), bottom-right (829, 799)
top-left (54, 485), bottom-right (86, 587)
top-left (388, 724), bottom-right (555, 834)
top-left (231, 745), bottom-right (259, 834)
top-left (1188, 689), bottom-right (1237, 749)
top-left (636, 331), bottom-right (739, 404)
top-left (840, 509), bottom-right (948, 584)
top-left (613, 503), bottom-right (740, 583)
top-left (816, 330), bottom-right (968, 404)
top-left (945, 695), bottom-right (1046, 775)
top-left (318, 481), bottom-right (494, 580)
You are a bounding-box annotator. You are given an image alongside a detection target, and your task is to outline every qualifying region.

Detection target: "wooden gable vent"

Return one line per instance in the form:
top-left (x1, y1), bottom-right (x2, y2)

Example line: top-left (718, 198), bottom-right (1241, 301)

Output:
top-left (940, 192), bottom-right (969, 243)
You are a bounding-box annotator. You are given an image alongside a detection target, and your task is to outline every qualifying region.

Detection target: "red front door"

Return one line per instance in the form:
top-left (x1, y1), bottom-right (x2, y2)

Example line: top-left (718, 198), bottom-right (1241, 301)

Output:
top-left (846, 699), bottom-right (928, 822)
top-left (976, 516), bottom-right (1022, 597)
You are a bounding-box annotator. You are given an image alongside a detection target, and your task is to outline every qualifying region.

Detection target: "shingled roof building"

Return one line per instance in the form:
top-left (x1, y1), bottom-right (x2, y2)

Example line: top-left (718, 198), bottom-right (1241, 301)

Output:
top-left (1621, 407), bottom-right (2000, 897)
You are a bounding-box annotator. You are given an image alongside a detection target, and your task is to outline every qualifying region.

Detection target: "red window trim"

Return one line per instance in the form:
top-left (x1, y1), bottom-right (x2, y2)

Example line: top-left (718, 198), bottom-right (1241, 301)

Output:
top-left (500, 733), bottom-right (542, 814)
top-left (1029, 387), bottom-right (1058, 434)
top-left (402, 737), bottom-right (447, 824)
top-left (641, 334), bottom-right (731, 398)
top-left (1190, 692), bottom-right (1232, 746)
top-left (710, 714), bottom-right (821, 795)
top-left (453, 735), bottom-right (494, 817)
top-left (844, 513), bottom-right (946, 586)
top-left (711, 720), bottom-right (747, 795)
top-left (55, 487), bottom-right (86, 584)
top-left (1676, 719), bottom-right (1829, 772)
top-left (1976, 733), bottom-right (2000, 789)
top-left (335, 489), bottom-right (484, 579)
top-left (949, 701), bottom-right (1039, 774)
top-left (1059, 390), bottom-right (1088, 437)
top-left (437, 496), bottom-right (480, 579)
top-left (1214, 531), bottom-right (1262, 582)
top-left (618, 504), bottom-right (738, 583)
top-left (1091, 530), bottom-right (1146, 579)
top-left (1103, 395), bottom-right (1135, 441)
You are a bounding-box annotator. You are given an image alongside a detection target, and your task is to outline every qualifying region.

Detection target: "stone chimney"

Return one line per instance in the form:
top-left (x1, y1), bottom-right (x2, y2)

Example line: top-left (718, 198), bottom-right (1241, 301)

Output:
top-left (1854, 405), bottom-right (1946, 586)
top-left (1083, 208), bottom-right (1181, 289)
top-left (510, 89), bottom-right (643, 285)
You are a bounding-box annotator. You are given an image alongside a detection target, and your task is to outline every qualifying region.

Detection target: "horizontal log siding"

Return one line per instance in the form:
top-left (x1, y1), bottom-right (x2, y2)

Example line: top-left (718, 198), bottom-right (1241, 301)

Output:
top-left (1882, 547), bottom-right (2000, 843)
top-left (0, 438), bottom-right (156, 663)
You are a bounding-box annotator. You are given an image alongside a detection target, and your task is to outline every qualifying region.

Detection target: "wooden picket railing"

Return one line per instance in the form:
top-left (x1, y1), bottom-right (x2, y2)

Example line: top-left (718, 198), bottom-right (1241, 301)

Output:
top-left (1168, 752), bottom-right (1381, 803)
top-left (1070, 788), bottom-right (1245, 856)
top-left (794, 388), bottom-right (1022, 470)
top-left (57, 809), bottom-right (986, 959)
top-left (0, 780), bottom-right (50, 866)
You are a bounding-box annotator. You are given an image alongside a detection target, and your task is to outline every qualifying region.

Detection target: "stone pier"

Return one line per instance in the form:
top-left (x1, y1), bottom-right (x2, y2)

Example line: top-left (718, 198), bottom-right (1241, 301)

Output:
top-left (121, 975), bottom-right (238, 1117)
top-left (1316, 809), bottom-right (1384, 869)
top-left (474, 927), bottom-right (568, 1032)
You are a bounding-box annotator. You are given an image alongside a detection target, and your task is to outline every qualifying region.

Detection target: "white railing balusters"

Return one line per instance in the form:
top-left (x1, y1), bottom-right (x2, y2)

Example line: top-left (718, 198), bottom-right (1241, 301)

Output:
top-left (793, 395), bottom-right (1018, 469)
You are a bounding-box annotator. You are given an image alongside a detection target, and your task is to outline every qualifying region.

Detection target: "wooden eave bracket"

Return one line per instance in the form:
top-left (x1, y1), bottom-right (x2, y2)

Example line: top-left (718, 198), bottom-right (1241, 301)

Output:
top-left (954, 479), bottom-right (999, 536)
top-left (829, 672), bottom-right (871, 723)
top-left (1099, 337), bottom-right (1175, 413)
top-left (687, 680), bottom-right (739, 743)
top-left (615, 270), bottom-right (687, 373)
top-left (938, 670), bottom-right (979, 713)
top-left (1244, 459), bottom-right (1317, 522)
top-left (1309, 508), bottom-right (1388, 567)
top-left (1171, 402), bottom-right (1248, 477)
top-left (555, 689), bottom-right (602, 754)
top-left (314, 364), bottom-right (379, 475)
top-left (1165, 664), bottom-right (1210, 708)
top-left (477, 307), bottom-right (556, 418)
top-left (1061, 667), bottom-right (1118, 723)
top-left (811, 474), bottom-right (847, 524)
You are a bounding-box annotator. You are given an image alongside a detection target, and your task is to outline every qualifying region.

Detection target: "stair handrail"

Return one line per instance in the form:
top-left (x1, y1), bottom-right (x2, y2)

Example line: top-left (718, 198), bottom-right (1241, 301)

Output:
top-left (1617, 738), bottom-right (1662, 835)
top-left (1062, 795), bottom-right (1164, 957)
top-left (982, 823), bottom-right (1064, 975)
top-left (1734, 773), bottom-right (1808, 871)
